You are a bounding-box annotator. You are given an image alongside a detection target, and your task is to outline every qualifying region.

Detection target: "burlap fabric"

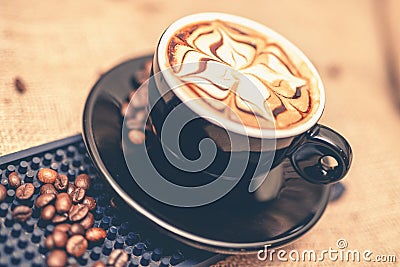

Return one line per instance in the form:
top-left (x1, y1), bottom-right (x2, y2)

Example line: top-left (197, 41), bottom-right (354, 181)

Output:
top-left (1, 1), bottom-right (399, 266)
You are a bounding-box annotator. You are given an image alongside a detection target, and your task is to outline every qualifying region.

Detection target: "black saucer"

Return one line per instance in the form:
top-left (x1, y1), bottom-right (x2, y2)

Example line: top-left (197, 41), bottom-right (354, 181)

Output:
top-left (82, 54), bottom-right (331, 254)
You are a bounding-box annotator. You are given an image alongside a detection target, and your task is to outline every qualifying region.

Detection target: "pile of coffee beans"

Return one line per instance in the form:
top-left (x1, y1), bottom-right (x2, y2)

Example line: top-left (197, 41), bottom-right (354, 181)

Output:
top-left (0, 169), bottom-right (116, 267)
top-left (0, 61), bottom-right (190, 267)
top-left (121, 59), bottom-right (152, 145)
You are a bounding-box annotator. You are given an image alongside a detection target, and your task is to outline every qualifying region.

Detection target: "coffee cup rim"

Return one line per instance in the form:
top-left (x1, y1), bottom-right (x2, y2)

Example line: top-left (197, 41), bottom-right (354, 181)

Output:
top-left (155, 12), bottom-right (325, 139)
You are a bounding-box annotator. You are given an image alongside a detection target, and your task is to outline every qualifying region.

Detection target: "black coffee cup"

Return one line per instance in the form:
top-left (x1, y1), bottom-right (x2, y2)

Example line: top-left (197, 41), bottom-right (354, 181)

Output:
top-left (143, 13), bottom-right (352, 204)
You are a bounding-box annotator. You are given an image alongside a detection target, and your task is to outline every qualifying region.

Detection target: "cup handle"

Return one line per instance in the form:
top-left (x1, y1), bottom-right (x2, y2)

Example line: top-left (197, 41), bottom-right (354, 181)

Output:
top-left (288, 124), bottom-right (352, 184)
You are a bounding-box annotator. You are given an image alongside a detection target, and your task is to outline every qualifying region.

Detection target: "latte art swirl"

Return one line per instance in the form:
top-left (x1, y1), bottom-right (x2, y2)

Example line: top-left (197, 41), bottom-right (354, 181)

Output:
top-left (167, 20), bottom-right (320, 130)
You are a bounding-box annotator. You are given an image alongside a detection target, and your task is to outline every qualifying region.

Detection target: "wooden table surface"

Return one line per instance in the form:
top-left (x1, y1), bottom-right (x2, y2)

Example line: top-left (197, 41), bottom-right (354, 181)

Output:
top-left (1, 1), bottom-right (399, 266)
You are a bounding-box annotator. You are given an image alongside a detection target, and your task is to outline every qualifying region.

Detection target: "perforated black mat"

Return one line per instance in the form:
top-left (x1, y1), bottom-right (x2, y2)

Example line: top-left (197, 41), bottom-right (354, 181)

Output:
top-left (0, 134), bottom-right (222, 267)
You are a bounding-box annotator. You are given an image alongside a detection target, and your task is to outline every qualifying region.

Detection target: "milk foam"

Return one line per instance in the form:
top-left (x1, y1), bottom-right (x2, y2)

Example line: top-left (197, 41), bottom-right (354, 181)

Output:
top-left (167, 20), bottom-right (319, 129)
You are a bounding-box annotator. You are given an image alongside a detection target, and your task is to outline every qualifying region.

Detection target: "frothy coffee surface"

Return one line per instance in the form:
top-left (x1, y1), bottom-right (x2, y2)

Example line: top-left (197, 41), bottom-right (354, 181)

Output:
top-left (166, 19), bottom-right (320, 130)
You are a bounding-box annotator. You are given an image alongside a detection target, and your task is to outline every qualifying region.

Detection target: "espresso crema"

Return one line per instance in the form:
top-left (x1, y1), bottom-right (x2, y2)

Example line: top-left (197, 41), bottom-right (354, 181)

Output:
top-left (166, 19), bottom-right (320, 130)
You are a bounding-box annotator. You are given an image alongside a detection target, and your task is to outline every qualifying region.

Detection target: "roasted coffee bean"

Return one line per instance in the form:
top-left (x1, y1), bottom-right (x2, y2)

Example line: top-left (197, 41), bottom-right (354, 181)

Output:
top-left (85, 227), bottom-right (107, 242)
top-left (125, 118), bottom-right (143, 130)
top-left (0, 184), bottom-right (6, 202)
top-left (41, 205), bottom-right (56, 220)
top-left (66, 235), bottom-right (88, 257)
top-left (54, 223), bottom-right (71, 234)
top-left (67, 182), bottom-right (76, 195)
top-left (40, 184), bottom-right (57, 195)
top-left (45, 231), bottom-right (68, 249)
top-left (69, 204), bottom-right (89, 222)
top-left (92, 261), bottom-right (106, 267)
top-left (38, 168), bottom-right (58, 183)
top-left (46, 250), bottom-right (67, 267)
top-left (50, 230), bottom-right (68, 248)
top-left (135, 109), bottom-right (147, 121)
top-left (12, 205), bottom-right (32, 222)
top-left (128, 130), bottom-right (145, 144)
top-left (35, 193), bottom-right (56, 208)
top-left (107, 249), bottom-right (129, 267)
top-left (45, 234), bottom-right (55, 250)
top-left (69, 223), bottom-right (85, 236)
top-left (52, 213), bottom-right (68, 224)
top-left (8, 172), bottom-right (21, 188)
top-left (14, 77), bottom-right (28, 94)
top-left (80, 212), bottom-right (94, 230)
top-left (82, 196), bottom-right (96, 211)
top-left (16, 183), bottom-right (35, 200)
top-left (54, 174), bottom-right (68, 191)
top-left (71, 187), bottom-right (85, 203)
top-left (55, 192), bottom-right (72, 213)
top-left (74, 174), bottom-right (91, 190)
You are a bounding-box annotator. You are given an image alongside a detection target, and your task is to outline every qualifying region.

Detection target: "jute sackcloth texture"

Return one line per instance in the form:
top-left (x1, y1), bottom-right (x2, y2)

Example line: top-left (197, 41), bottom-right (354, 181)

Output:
top-left (1, 1), bottom-right (399, 266)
